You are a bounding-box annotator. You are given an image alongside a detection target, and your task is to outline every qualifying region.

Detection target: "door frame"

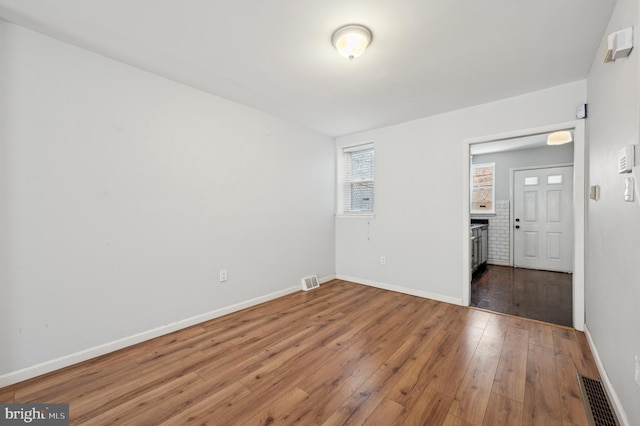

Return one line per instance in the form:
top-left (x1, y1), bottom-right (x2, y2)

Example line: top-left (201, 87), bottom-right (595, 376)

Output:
top-left (462, 120), bottom-right (585, 331)
top-left (510, 163), bottom-right (574, 270)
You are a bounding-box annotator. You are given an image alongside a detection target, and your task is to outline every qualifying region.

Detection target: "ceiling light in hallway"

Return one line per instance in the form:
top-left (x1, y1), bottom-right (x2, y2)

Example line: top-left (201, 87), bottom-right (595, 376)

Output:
top-left (547, 131), bottom-right (573, 145)
top-left (332, 24), bottom-right (372, 60)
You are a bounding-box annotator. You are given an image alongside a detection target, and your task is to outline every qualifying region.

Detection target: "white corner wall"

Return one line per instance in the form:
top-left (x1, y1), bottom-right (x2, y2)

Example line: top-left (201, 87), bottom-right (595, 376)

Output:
top-left (0, 20), bottom-right (335, 383)
top-left (335, 81), bottom-right (586, 303)
top-left (585, 0), bottom-right (640, 423)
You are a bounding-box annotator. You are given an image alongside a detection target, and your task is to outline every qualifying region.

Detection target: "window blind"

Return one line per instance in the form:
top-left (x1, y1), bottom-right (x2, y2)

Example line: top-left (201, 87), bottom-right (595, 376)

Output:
top-left (343, 143), bottom-right (374, 213)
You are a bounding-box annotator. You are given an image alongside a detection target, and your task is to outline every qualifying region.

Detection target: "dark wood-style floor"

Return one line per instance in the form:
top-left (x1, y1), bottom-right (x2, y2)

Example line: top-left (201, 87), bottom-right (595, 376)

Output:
top-left (471, 265), bottom-right (573, 327)
top-left (0, 280), bottom-right (597, 425)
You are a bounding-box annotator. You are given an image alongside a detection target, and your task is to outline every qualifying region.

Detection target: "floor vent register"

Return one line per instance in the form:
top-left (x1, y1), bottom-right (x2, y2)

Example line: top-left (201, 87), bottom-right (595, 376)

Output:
top-left (577, 374), bottom-right (619, 426)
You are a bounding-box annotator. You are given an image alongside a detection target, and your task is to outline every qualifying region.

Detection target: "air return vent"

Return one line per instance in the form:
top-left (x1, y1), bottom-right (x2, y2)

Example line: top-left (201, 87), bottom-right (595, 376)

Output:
top-left (577, 374), bottom-right (619, 426)
top-left (301, 275), bottom-right (319, 291)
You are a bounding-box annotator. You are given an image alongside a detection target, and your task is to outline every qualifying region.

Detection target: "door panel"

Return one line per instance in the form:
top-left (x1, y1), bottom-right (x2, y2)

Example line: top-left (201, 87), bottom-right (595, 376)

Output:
top-left (524, 232), bottom-right (538, 259)
top-left (514, 166), bottom-right (573, 272)
top-left (524, 191), bottom-right (537, 221)
top-left (547, 191), bottom-right (561, 222)
top-left (547, 232), bottom-right (561, 260)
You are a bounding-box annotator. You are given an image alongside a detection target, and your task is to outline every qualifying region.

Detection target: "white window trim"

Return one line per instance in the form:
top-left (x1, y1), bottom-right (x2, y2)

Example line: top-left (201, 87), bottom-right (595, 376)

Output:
top-left (336, 142), bottom-right (375, 217)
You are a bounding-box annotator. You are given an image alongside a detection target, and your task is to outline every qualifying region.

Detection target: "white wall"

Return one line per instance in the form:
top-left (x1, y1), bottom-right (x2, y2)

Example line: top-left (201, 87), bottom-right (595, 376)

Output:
top-left (0, 20), bottom-right (335, 382)
top-left (472, 143), bottom-right (574, 200)
top-left (336, 81), bottom-right (586, 303)
top-left (585, 0), bottom-right (640, 423)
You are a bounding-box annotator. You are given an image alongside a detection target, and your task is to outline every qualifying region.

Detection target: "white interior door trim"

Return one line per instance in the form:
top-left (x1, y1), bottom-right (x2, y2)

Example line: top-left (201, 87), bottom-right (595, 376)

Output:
top-left (462, 120), bottom-right (585, 331)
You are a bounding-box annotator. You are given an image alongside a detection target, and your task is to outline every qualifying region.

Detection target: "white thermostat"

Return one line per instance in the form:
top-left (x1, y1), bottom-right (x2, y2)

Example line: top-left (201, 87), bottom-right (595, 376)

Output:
top-left (618, 145), bottom-right (635, 173)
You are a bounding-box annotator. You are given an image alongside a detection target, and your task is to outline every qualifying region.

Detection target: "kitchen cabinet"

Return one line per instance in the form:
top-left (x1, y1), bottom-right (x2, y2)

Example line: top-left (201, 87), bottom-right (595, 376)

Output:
top-left (471, 224), bottom-right (488, 273)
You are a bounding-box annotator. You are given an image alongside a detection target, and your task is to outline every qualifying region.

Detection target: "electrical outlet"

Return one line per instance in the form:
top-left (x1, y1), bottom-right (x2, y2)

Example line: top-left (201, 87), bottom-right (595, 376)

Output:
top-left (635, 354), bottom-right (640, 388)
top-left (380, 256), bottom-right (386, 265)
top-left (219, 269), bottom-right (228, 282)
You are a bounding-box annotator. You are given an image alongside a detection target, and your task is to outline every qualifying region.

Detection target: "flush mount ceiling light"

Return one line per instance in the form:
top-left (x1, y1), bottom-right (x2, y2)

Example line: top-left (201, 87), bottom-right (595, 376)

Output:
top-left (332, 24), bottom-right (372, 60)
top-left (547, 131), bottom-right (573, 145)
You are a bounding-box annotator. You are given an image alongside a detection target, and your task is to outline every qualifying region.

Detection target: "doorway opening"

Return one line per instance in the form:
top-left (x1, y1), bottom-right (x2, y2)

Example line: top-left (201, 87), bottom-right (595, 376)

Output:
top-left (462, 121), bottom-right (586, 330)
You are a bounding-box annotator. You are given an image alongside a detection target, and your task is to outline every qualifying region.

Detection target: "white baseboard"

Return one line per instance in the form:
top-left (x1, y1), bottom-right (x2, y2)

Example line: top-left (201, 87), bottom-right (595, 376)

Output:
top-left (318, 274), bottom-right (336, 284)
top-left (487, 259), bottom-right (510, 266)
top-left (584, 325), bottom-right (630, 426)
top-left (0, 282), bottom-right (315, 388)
top-left (335, 274), bottom-right (463, 306)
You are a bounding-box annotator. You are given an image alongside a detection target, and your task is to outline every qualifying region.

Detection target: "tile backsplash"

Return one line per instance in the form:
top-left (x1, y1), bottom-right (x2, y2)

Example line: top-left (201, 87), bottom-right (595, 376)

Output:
top-left (487, 200), bottom-right (510, 265)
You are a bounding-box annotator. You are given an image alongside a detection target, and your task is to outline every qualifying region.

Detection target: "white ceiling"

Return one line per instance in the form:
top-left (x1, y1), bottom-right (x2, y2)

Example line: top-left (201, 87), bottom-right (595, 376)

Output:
top-left (470, 132), bottom-right (574, 155)
top-left (0, 0), bottom-right (616, 137)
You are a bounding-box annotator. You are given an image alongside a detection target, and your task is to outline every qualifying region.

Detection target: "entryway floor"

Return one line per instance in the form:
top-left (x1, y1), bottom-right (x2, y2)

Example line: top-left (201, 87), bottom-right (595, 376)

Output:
top-left (471, 264), bottom-right (573, 327)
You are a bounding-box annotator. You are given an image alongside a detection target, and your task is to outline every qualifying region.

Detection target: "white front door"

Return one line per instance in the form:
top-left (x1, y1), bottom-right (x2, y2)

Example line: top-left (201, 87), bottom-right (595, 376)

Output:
top-left (513, 166), bottom-right (573, 272)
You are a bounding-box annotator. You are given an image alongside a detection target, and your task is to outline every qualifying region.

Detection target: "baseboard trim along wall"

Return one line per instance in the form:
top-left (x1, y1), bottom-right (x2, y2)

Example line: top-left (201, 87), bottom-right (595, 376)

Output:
top-left (0, 274), bottom-right (335, 388)
top-left (584, 325), bottom-right (630, 426)
top-left (335, 274), bottom-right (463, 306)
top-left (487, 260), bottom-right (511, 267)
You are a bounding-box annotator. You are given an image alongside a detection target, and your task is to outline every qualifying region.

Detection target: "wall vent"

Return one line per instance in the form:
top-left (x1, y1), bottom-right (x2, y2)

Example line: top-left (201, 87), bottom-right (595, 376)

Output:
top-left (301, 275), bottom-right (319, 291)
top-left (577, 374), bottom-right (619, 426)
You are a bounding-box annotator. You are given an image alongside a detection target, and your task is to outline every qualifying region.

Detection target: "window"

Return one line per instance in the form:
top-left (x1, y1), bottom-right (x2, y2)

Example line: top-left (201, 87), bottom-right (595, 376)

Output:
top-left (471, 163), bottom-right (495, 214)
top-left (338, 143), bottom-right (374, 214)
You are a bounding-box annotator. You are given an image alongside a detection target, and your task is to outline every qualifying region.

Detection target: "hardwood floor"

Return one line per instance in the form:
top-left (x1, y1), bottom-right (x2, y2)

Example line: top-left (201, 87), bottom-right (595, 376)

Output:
top-left (471, 265), bottom-right (573, 327)
top-left (0, 280), bottom-right (598, 425)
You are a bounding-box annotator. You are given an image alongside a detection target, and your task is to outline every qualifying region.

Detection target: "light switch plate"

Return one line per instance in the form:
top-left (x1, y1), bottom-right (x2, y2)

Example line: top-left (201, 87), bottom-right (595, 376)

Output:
top-left (625, 177), bottom-right (634, 202)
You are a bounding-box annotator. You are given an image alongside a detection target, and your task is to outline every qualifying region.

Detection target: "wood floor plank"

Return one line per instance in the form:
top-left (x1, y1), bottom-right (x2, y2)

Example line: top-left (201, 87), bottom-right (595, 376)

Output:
top-left (131, 326), bottom-right (210, 364)
top-left (70, 349), bottom-right (214, 423)
top-left (553, 330), bottom-right (599, 378)
top-left (321, 370), bottom-right (392, 426)
top-left (442, 414), bottom-right (474, 425)
top-left (244, 386), bottom-right (310, 425)
top-left (467, 309), bottom-right (492, 330)
top-left (483, 314), bottom-right (511, 340)
top-left (554, 352), bottom-right (589, 426)
top-left (492, 326), bottom-right (529, 402)
top-left (0, 388), bottom-right (14, 403)
top-left (528, 322), bottom-right (554, 349)
top-left (427, 325), bottom-right (485, 397)
top-left (322, 329), bottom-right (446, 425)
top-left (438, 304), bottom-right (474, 334)
top-left (251, 294), bottom-right (437, 424)
top-left (0, 280), bottom-right (601, 425)
top-left (448, 334), bottom-right (504, 425)
top-left (287, 322), bottom-right (409, 423)
top-left (12, 350), bottom-right (140, 403)
top-left (400, 381), bottom-right (452, 426)
top-left (523, 344), bottom-right (563, 426)
top-left (385, 329), bottom-right (452, 407)
top-left (574, 332), bottom-right (600, 377)
top-left (482, 392), bottom-right (524, 426)
top-left (362, 398), bottom-right (405, 425)
top-left (81, 372), bottom-right (205, 426)
top-left (158, 381), bottom-right (251, 425)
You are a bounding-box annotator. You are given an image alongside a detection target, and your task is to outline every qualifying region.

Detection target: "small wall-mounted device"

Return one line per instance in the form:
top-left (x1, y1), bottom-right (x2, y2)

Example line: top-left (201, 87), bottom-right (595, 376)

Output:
top-left (590, 185), bottom-right (600, 201)
top-left (618, 145), bottom-right (635, 173)
top-left (604, 27), bottom-right (633, 63)
top-left (625, 177), bottom-right (634, 202)
top-left (576, 104), bottom-right (588, 119)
